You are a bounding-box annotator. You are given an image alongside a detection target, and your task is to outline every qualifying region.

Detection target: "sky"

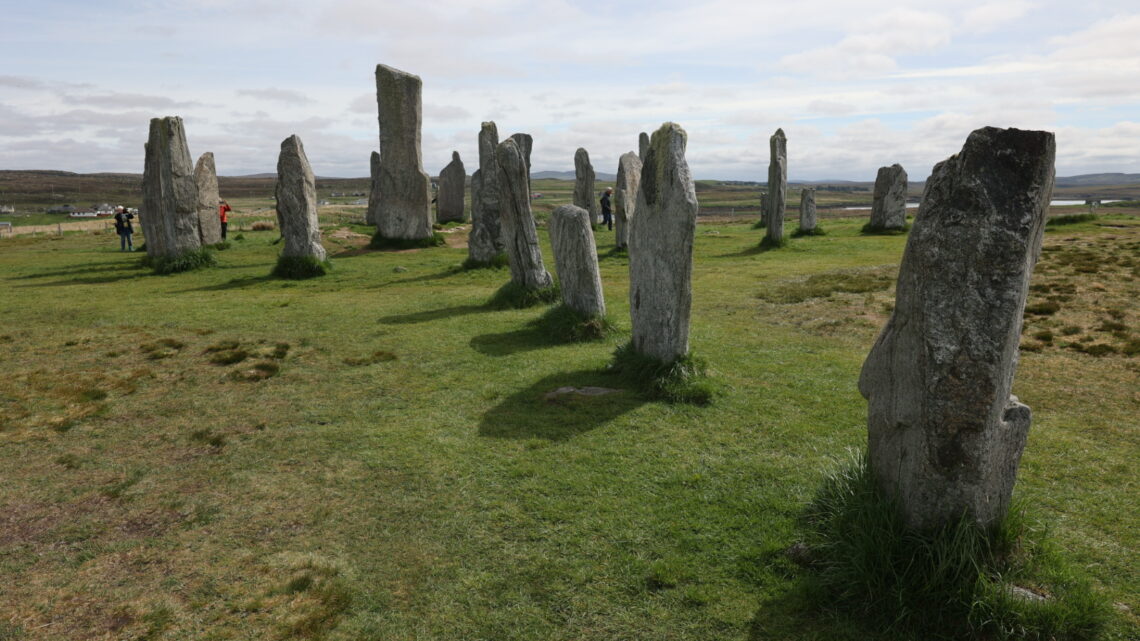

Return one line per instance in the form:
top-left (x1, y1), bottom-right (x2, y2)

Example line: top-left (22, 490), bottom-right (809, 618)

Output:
top-left (1, 0), bottom-right (1139, 181)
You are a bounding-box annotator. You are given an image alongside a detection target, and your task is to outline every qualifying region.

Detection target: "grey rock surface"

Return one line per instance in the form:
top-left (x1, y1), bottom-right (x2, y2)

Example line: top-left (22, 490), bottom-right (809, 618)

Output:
top-left (375, 63), bottom-right (433, 239)
top-left (766, 128), bottom-right (787, 243)
top-left (859, 126), bottom-right (1055, 530)
top-left (799, 188), bottom-right (816, 233)
top-left (614, 151), bottom-right (642, 250)
top-left (629, 122), bottom-right (698, 363)
top-left (549, 204), bottom-right (605, 318)
top-left (142, 116), bottom-right (201, 259)
top-left (870, 164), bottom-right (908, 230)
top-left (496, 138), bottom-right (552, 290)
top-left (194, 152), bottom-right (222, 245)
top-left (638, 132), bottom-right (649, 161)
top-left (437, 151), bottom-right (466, 223)
top-left (467, 122), bottom-right (504, 264)
top-left (366, 151), bottom-right (380, 226)
top-left (573, 148), bottom-right (599, 226)
top-left (275, 135), bottom-right (326, 261)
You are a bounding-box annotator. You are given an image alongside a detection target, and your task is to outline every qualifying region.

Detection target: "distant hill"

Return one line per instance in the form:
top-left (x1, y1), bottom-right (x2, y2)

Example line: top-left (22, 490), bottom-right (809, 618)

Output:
top-left (1054, 173), bottom-right (1140, 187)
top-left (532, 170), bottom-right (617, 182)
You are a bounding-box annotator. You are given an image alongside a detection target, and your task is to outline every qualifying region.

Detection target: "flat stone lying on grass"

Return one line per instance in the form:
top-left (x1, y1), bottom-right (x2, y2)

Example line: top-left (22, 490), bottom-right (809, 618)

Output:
top-left (629, 122), bottom-right (698, 363)
top-left (766, 128), bottom-right (787, 243)
top-left (375, 63), bottom-right (434, 240)
top-left (573, 148), bottom-right (599, 226)
top-left (366, 150), bottom-right (380, 226)
top-left (467, 122), bottom-right (504, 264)
top-left (142, 116), bottom-right (201, 259)
top-left (614, 151), bottom-right (642, 250)
top-left (859, 126), bottom-right (1055, 530)
top-left (870, 164), bottom-right (908, 230)
top-left (275, 134), bottom-right (326, 261)
top-left (194, 152), bottom-right (222, 245)
top-left (799, 188), bottom-right (817, 233)
top-left (496, 138), bottom-right (553, 290)
top-left (549, 204), bottom-right (605, 318)
top-left (437, 151), bottom-right (466, 223)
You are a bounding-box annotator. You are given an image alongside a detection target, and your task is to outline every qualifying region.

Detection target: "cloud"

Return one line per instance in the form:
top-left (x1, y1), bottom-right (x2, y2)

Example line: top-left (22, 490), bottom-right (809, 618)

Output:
top-left (961, 1), bottom-right (1035, 33)
top-left (236, 88), bottom-right (316, 105)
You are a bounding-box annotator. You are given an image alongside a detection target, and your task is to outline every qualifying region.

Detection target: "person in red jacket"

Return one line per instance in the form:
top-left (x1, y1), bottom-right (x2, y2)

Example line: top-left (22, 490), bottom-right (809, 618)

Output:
top-left (218, 200), bottom-right (232, 239)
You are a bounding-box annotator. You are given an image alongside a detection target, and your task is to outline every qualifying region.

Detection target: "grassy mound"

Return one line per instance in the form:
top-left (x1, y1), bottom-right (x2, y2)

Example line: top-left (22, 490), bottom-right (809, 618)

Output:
top-left (486, 280), bottom-right (560, 310)
top-left (791, 226), bottom-right (826, 238)
top-left (272, 254), bottom-right (331, 279)
top-left (370, 231), bottom-right (446, 250)
top-left (758, 235), bottom-right (788, 250)
top-left (861, 222), bottom-right (910, 235)
top-left (461, 252), bottom-right (509, 270)
top-left (529, 304), bottom-right (615, 342)
top-left (608, 342), bottom-right (714, 405)
top-left (141, 247), bottom-right (216, 275)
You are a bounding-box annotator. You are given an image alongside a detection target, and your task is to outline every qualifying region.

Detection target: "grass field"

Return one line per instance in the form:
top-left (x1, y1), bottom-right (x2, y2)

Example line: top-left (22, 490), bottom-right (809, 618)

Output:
top-left (0, 208), bottom-right (1136, 640)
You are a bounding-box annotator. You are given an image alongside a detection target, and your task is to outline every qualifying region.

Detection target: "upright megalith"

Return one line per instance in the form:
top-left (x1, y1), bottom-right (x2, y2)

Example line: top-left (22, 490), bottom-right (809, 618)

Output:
top-left (142, 116), bottom-right (201, 260)
top-left (869, 164), bottom-right (908, 231)
top-left (859, 126), bottom-right (1056, 530)
top-left (614, 151), bottom-right (642, 250)
top-left (638, 132), bottom-right (649, 161)
top-left (274, 135), bottom-right (326, 263)
top-left (798, 188), bottom-right (817, 233)
top-left (467, 122), bottom-right (506, 265)
top-left (573, 148), bottom-right (599, 226)
top-left (549, 204), bottom-right (605, 318)
top-left (194, 152), bottom-right (222, 245)
top-left (374, 63), bottom-right (433, 240)
top-left (765, 128), bottom-right (787, 245)
top-left (496, 138), bottom-right (553, 291)
top-left (437, 151), bottom-right (466, 223)
top-left (509, 133), bottom-right (533, 188)
top-left (366, 151), bottom-right (380, 226)
top-left (629, 122), bottom-right (698, 363)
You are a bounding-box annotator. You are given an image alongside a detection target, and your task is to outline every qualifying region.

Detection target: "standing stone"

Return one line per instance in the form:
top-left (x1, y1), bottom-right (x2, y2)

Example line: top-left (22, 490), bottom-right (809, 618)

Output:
top-left (193, 152), bottom-right (222, 245)
top-left (758, 191), bottom-right (768, 227)
top-left (765, 128), bottom-right (787, 244)
top-left (573, 148), bottom-right (599, 226)
top-left (467, 122), bottom-right (505, 264)
top-left (859, 127), bottom-right (1055, 530)
top-left (275, 135), bottom-right (326, 262)
top-left (629, 122), bottom-right (698, 363)
top-left (437, 151), bottom-right (466, 223)
top-left (549, 204), bottom-right (605, 318)
top-left (869, 164), bottom-right (908, 230)
top-left (509, 132), bottom-right (533, 194)
top-left (142, 116), bottom-right (201, 259)
top-left (614, 151), bottom-right (642, 250)
top-left (638, 132), bottom-right (649, 161)
top-left (366, 151), bottom-right (380, 226)
top-left (496, 138), bottom-right (552, 291)
top-left (375, 64), bottom-right (433, 240)
top-left (799, 188), bottom-right (817, 233)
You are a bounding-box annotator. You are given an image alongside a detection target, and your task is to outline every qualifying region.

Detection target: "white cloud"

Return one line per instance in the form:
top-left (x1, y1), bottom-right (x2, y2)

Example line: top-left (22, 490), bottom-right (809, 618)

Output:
top-left (961, 1), bottom-right (1035, 33)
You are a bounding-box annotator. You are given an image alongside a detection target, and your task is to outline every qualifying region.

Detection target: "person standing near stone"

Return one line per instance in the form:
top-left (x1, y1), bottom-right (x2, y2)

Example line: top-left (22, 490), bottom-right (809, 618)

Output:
top-left (113, 206), bottom-right (134, 251)
top-left (218, 199), bottom-right (232, 240)
top-left (600, 187), bottom-right (614, 231)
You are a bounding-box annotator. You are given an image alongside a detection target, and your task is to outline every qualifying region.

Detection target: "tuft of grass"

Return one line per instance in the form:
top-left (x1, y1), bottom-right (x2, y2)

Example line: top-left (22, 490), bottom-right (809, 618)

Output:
top-left (139, 338), bottom-right (185, 360)
top-left (229, 361), bottom-right (280, 382)
top-left (608, 342), bottom-right (714, 405)
top-left (343, 350), bottom-right (398, 366)
top-left (799, 452), bottom-right (1110, 640)
top-left (861, 222), bottom-right (909, 235)
top-left (141, 247), bottom-right (217, 275)
top-left (212, 240), bottom-right (232, 251)
top-left (792, 226), bottom-right (827, 237)
top-left (189, 428), bottom-right (226, 448)
top-left (369, 231), bottom-right (445, 250)
top-left (232, 233), bottom-right (245, 241)
top-left (250, 221), bottom-right (275, 231)
top-left (272, 254), bottom-right (330, 279)
top-left (1032, 330), bottom-right (1055, 343)
top-left (486, 280), bottom-right (560, 310)
top-left (758, 235), bottom-right (788, 250)
top-left (1068, 342), bottom-right (1117, 357)
top-left (204, 340), bottom-right (241, 352)
top-left (751, 218), bottom-right (767, 229)
top-left (1025, 301), bottom-right (1062, 316)
top-left (1047, 214), bottom-right (1098, 227)
top-left (269, 342), bottom-right (290, 359)
top-left (208, 349), bottom-right (249, 365)
top-left (529, 304), bottom-right (615, 342)
top-left (54, 453), bottom-right (83, 469)
top-left (759, 267), bottom-right (895, 304)
top-left (462, 252), bottom-right (509, 270)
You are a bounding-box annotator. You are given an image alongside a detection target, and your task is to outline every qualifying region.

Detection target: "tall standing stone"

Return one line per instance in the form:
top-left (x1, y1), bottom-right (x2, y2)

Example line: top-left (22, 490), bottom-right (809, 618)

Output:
top-left (573, 148), bottom-right (599, 226)
top-left (614, 151), bottom-right (642, 250)
top-left (799, 188), bottom-right (817, 233)
top-left (859, 127), bottom-right (1055, 530)
top-left (366, 151), bottom-right (380, 226)
top-left (549, 204), bottom-right (605, 318)
top-left (765, 128), bottom-right (787, 244)
top-left (869, 164), bottom-right (908, 230)
top-left (509, 133), bottom-right (533, 191)
top-left (194, 152), bottom-right (222, 245)
top-left (468, 122), bottom-right (505, 265)
top-left (496, 138), bottom-right (552, 291)
top-left (142, 116), bottom-right (201, 259)
top-left (629, 122), bottom-right (698, 363)
top-left (437, 151), bottom-right (466, 223)
top-left (375, 64), bottom-right (433, 240)
top-left (638, 132), bottom-right (649, 161)
top-left (275, 135), bottom-right (326, 262)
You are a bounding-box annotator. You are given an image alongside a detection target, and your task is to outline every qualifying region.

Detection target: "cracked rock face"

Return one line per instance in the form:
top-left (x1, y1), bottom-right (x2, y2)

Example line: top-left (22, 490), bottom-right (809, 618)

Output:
top-left (468, 122), bottom-right (505, 264)
top-left (549, 204), bottom-right (605, 318)
top-left (142, 116), bottom-right (201, 259)
top-left (495, 138), bottom-right (552, 290)
top-left (275, 135), bottom-right (326, 262)
top-left (437, 151), bottom-right (466, 223)
top-left (573, 148), bottom-right (599, 225)
top-left (375, 63), bottom-right (433, 239)
top-left (859, 127), bottom-right (1055, 530)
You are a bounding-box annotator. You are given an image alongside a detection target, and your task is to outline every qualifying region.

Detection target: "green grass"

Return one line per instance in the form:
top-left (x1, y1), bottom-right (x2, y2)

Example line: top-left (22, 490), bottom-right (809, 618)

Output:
top-left (792, 226), bottom-right (826, 238)
top-left (486, 279), bottom-right (561, 309)
top-left (1047, 214), bottom-right (1098, 226)
top-left (462, 252), bottom-right (509, 270)
top-left (608, 342), bottom-right (715, 405)
top-left (369, 230), bottom-right (446, 250)
top-left (141, 247), bottom-right (217, 274)
top-left (0, 213), bottom-right (1135, 640)
top-left (530, 304), bottom-right (616, 342)
top-left (272, 254), bottom-right (331, 279)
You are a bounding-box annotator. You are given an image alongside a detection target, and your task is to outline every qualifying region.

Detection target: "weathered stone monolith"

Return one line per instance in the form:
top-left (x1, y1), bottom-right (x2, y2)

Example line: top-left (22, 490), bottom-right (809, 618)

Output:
top-left (765, 128), bottom-right (787, 244)
top-left (629, 122), bottom-right (698, 363)
top-left (638, 132), bottom-right (649, 161)
top-left (496, 138), bottom-right (552, 290)
top-left (375, 64), bottom-right (433, 240)
top-left (573, 148), bottom-right (599, 226)
top-left (366, 151), bottom-right (380, 226)
top-left (799, 188), bottom-right (817, 233)
top-left (859, 126), bottom-right (1055, 530)
top-left (142, 116), bottom-right (201, 259)
top-left (614, 151), bottom-right (642, 250)
top-left (275, 135), bottom-right (326, 262)
top-left (437, 151), bottom-right (466, 223)
top-left (467, 122), bottom-right (505, 265)
top-left (869, 164), bottom-right (908, 230)
top-left (549, 204), bottom-right (605, 318)
top-left (194, 152), bottom-right (222, 245)
top-left (510, 133), bottom-right (533, 176)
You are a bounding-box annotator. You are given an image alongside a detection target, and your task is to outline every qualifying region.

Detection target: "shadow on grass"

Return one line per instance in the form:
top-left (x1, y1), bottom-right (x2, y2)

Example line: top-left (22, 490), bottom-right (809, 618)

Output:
top-left (378, 303), bottom-right (492, 325)
top-left (469, 325), bottom-right (559, 357)
top-left (8, 262), bottom-right (141, 280)
top-left (715, 243), bottom-right (769, 258)
top-left (749, 589), bottom-right (881, 641)
top-left (14, 269), bottom-right (149, 287)
top-left (478, 369), bottom-right (644, 441)
top-left (175, 274), bottom-right (276, 292)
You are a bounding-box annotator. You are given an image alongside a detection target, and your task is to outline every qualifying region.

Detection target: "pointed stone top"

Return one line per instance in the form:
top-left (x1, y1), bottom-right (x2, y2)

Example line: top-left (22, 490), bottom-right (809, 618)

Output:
top-left (452, 150), bottom-right (460, 162)
top-left (772, 128), bottom-right (786, 139)
top-left (375, 63), bottom-right (420, 81)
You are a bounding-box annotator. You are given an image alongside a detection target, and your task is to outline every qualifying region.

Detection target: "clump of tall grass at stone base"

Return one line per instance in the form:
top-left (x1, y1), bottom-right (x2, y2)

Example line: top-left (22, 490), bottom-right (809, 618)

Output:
top-left (529, 304), bottom-right (615, 342)
top-left (486, 280), bottom-right (560, 309)
top-left (369, 231), bottom-right (445, 250)
top-left (271, 254), bottom-right (330, 279)
top-left (758, 235), bottom-right (788, 250)
top-left (797, 451), bottom-right (1110, 641)
top-left (860, 221), bottom-right (910, 235)
top-left (461, 252), bottom-right (509, 270)
top-left (140, 247), bottom-right (216, 274)
top-left (792, 226), bottom-right (827, 238)
top-left (751, 218), bottom-right (767, 229)
top-left (607, 342), bottom-right (715, 405)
